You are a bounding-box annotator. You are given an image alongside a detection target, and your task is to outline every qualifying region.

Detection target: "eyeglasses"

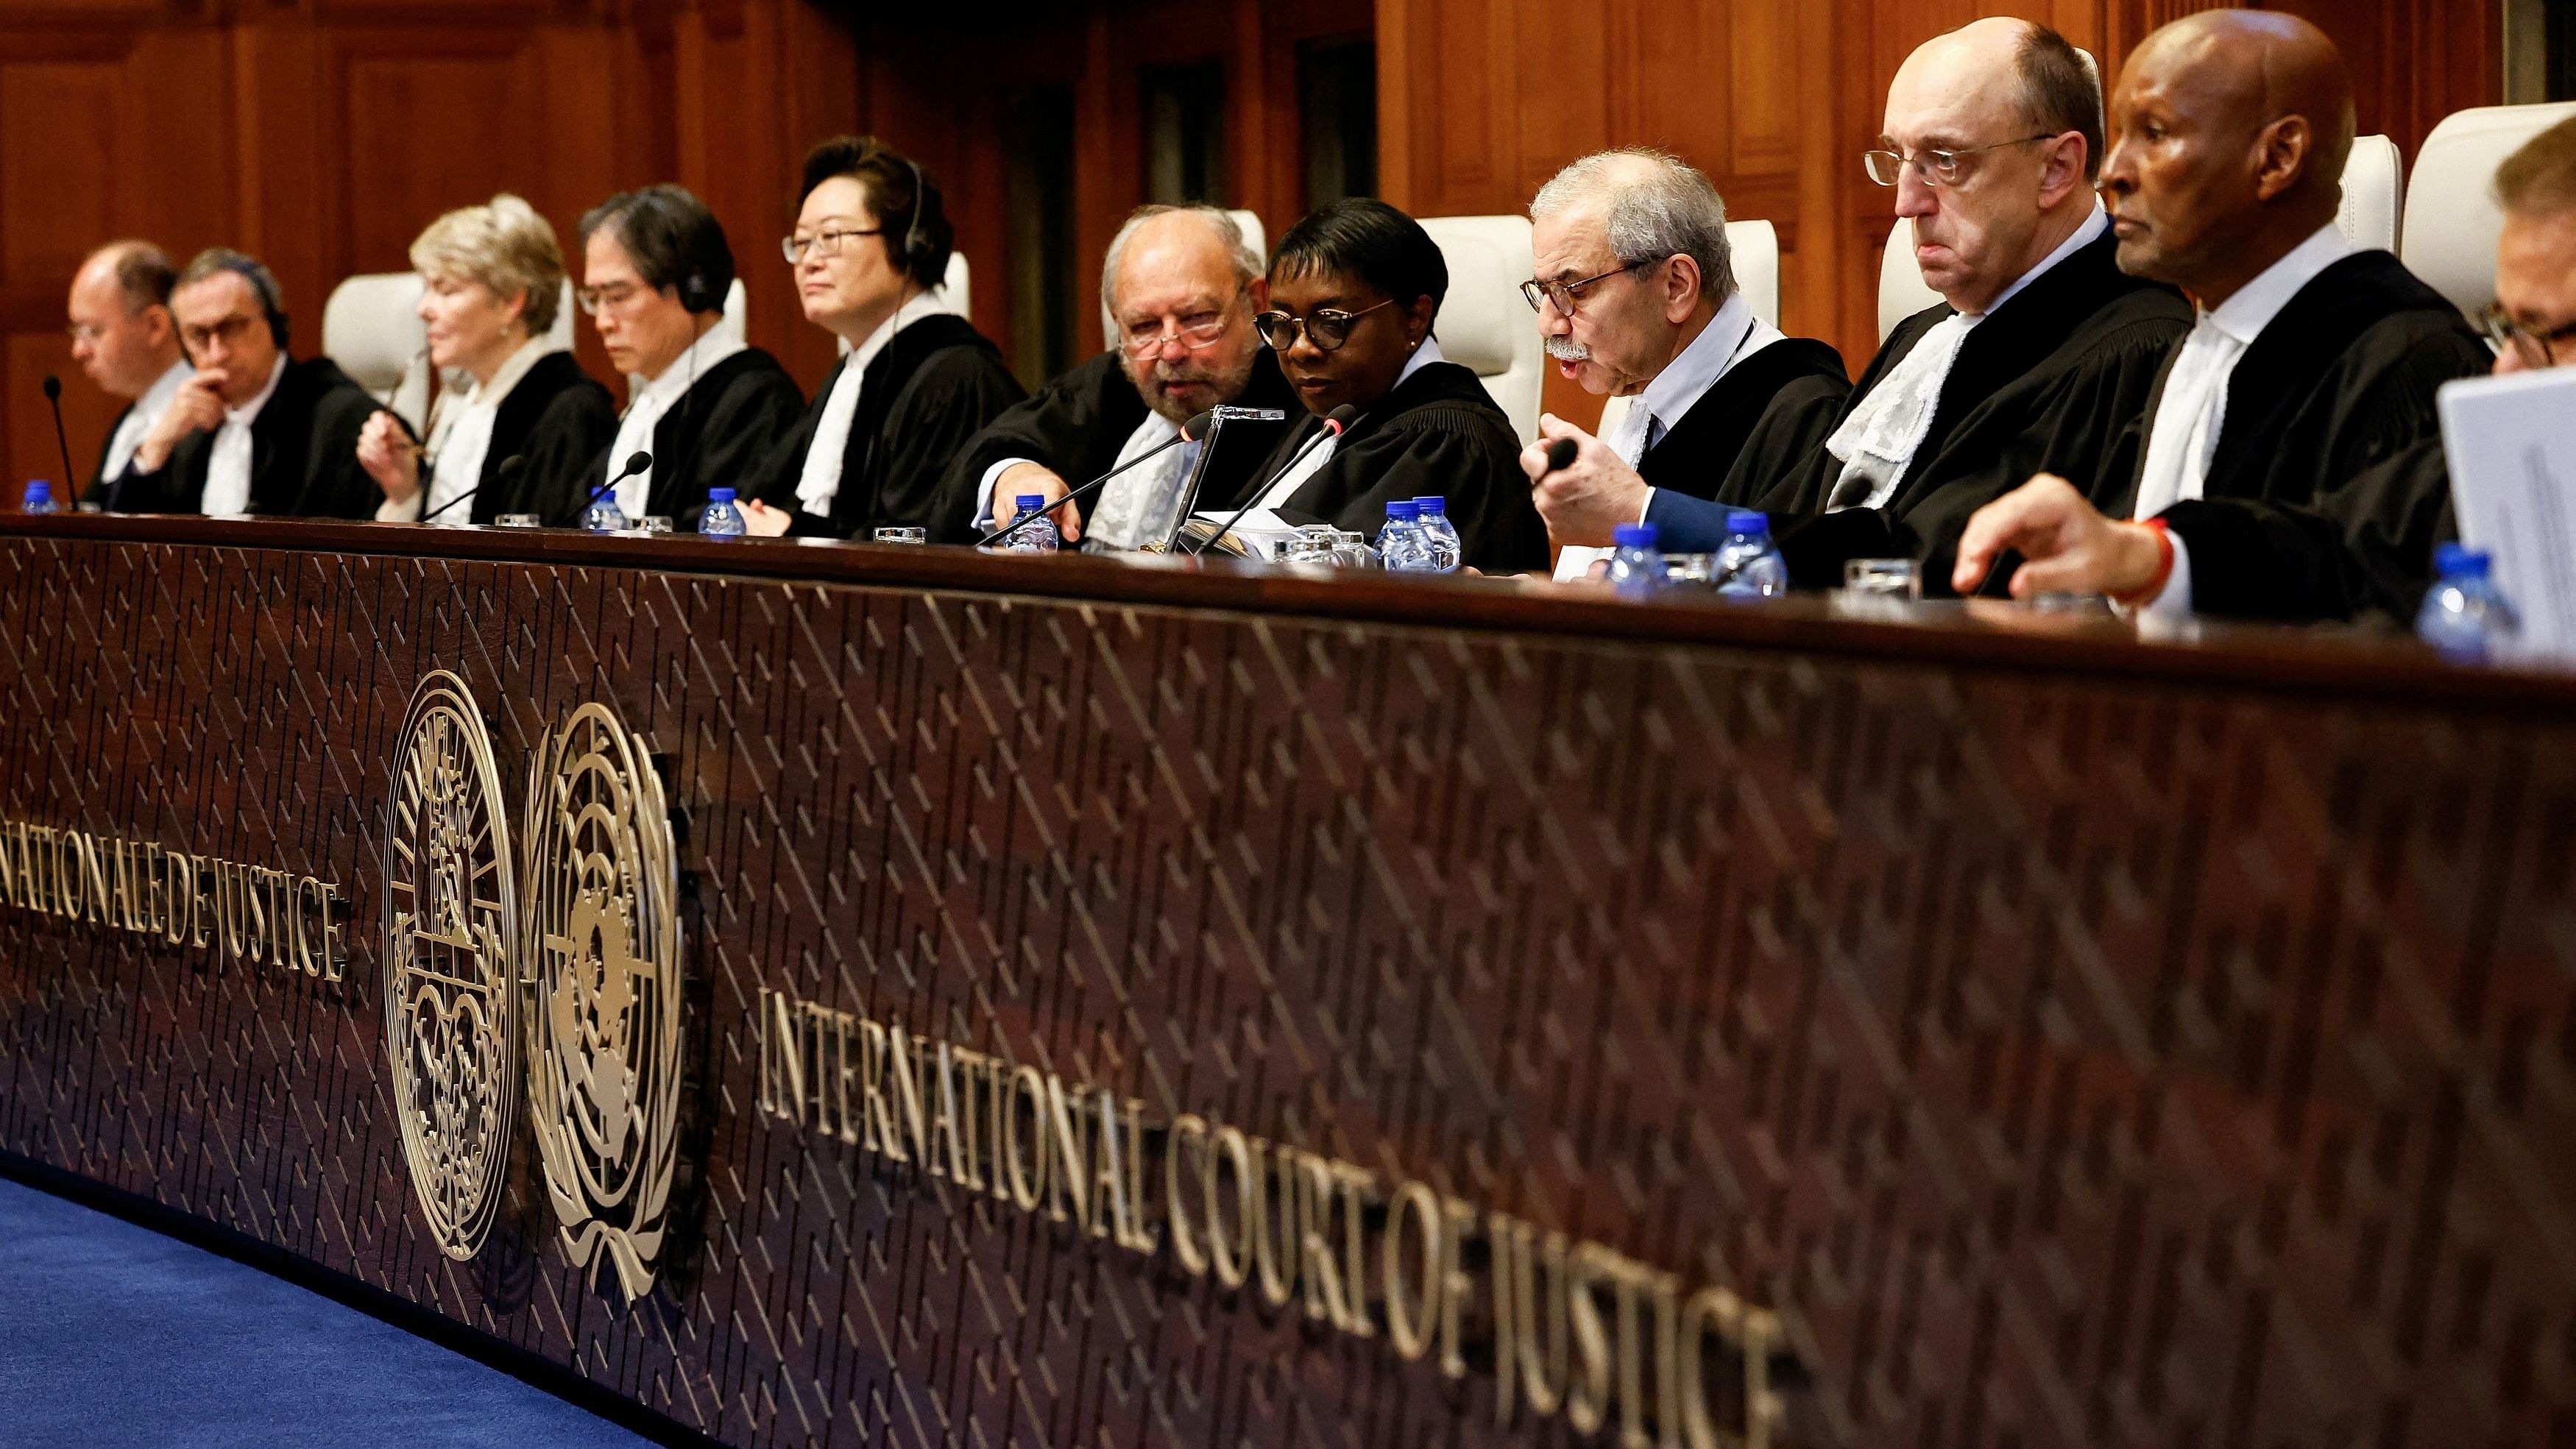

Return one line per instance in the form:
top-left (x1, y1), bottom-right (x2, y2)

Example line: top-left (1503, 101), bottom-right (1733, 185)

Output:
top-left (575, 282), bottom-right (651, 316)
top-left (66, 322), bottom-right (111, 347)
top-left (1122, 310), bottom-right (1233, 356)
top-left (1863, 134), bottom-right (2056, 188)
top-left (2479, 301), bottom-right (2576, 369)
top-left (179, 313), bottom-right (263, 352)
top-left (781, 226), bottom-right (885, 266)
top-left (1519, 260), bottom-right (1655, 316)
top-left (1253, 297), bottom-right (1393, 353)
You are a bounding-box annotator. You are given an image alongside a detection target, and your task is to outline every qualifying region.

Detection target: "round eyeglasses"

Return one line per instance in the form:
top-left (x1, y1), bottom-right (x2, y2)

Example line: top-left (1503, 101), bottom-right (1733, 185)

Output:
top-left (1253, 298), bottom-right (1394, 353)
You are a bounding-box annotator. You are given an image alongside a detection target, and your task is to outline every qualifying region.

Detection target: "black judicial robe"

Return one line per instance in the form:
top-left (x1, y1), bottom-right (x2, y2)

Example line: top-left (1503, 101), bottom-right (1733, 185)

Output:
top-left (1649, 229), bottom-right (2193, 588)
top-left (82, 399), bottom-right (143, 510)
top-left (2131, 252), bottom-right (2489, 623)
top-left (450, 352), bottom-right (620, 524)
top-left (118, 356), bottom-right (383, 519)
top-left (1637, 338), bottom-right (1850, 505)
top-left (551, 349), bottom-right (805, 531)
top-left (943, 347), bottom-right (1301, 529)
top-left (750, 315), bottom-right (1025, 542)
top-left (1237, 360), bottom-right (1549, 572)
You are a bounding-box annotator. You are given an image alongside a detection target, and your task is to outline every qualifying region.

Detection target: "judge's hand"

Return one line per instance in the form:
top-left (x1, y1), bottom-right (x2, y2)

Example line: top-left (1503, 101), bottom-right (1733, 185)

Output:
top-left (356, 411), bottom-right (422, 503)
top-left (134, 369), bottom-right (228, 474)
top-left (1953, 474), bottom-right (2166, 600)
top-left (1522, 413), bottom-right (1649, 548)
top-left (991, 461), bottom-right (1083, 542)
top-left (738, 499), bottom-right (794, 537)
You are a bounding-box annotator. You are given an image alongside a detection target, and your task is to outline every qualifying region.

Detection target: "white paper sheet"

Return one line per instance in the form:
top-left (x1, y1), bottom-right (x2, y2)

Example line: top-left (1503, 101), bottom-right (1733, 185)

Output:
top-left (2439, 368), bottom-right (2576, 658)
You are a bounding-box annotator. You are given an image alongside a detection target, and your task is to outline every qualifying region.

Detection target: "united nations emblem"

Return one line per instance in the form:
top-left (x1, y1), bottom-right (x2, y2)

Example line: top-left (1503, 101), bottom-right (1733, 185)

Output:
top-left (522, 702), bottom-right (682, 1299)
top-left (383, 671), bottom-right (520, 1261)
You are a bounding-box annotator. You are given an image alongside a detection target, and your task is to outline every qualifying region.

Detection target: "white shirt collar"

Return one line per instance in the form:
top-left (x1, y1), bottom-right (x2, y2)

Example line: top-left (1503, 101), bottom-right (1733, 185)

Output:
top-left (844, 289), bottom-right (958, 377)
top-left (1397, 333), bottom-right (1446, 387)
top-left (2201, 222), bottom-right (2357, 344)
top-left (227, 354), bottom-right (288, 428)
top-left (634, 322), bottom-right (745, 409)
top-left (1977, 200), bottom-right (2109, 321)
top-left (134, 358), bottom-right (192, 420)
top-left (464, 336), bottom-right (560, 409)
top-left (1637, 289), bottom-right (1759, 431)
top-left (105, 359), bottom-right (194, 481)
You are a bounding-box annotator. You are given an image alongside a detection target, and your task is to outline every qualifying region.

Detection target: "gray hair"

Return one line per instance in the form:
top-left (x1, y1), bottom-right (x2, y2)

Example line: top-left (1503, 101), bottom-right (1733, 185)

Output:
top-left (1529, 148), bottom-right (1736, 307)
top-left (1098, 204), bottom-right (1263, 348)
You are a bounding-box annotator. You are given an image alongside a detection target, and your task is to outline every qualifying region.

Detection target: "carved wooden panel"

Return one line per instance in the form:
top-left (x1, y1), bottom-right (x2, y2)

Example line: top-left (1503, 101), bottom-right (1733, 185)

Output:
top-left (1, 526), bottom-right (2574, 1448)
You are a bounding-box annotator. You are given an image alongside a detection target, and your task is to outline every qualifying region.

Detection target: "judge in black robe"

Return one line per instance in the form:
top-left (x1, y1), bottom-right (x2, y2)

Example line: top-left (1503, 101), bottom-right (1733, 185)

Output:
top-left (2106, 251), bottom-right (2486, 621)
top-left (120, 355), bottom-right (384, 518)
top-left (946, 347), bottom-right (1300, 540)
top-left (1236, 198), bottom-right (1548, 572)
top-left (1643, 222), bottom-right (2192, 587)
top-left (545, 344), bottom-right (805, 530)
top-left (1639, 338), bottom-right (1850, 503)
top-left (747, 307), bottom-right (1024, 542)
top-left (367, 350), bottom-right (620, 525)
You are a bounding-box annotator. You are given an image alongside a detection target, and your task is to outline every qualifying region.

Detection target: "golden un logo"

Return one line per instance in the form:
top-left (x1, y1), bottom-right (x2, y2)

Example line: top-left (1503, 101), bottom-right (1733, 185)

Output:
top-left (383, 672), bottom-right (520, 1261)
top-left (522, 702), bottom-right (683, 1300)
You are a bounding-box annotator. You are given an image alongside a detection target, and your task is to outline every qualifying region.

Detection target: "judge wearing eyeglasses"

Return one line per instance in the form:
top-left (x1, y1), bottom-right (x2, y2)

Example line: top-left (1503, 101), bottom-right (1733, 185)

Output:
top-left (1222, 198), bottom-right (1546, 571)
top-left (956, 203), bottom-right (1296, 549)
top-left (741, 136), bottom-right (1022, 541)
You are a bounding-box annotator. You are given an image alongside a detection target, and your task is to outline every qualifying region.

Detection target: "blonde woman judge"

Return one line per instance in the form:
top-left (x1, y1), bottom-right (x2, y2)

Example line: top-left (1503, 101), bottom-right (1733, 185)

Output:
top-left (357, 194), bottom-right (618, 525)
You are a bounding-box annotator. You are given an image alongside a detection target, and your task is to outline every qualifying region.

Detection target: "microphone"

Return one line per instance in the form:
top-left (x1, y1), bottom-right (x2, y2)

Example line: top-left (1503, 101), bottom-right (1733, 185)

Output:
top-left (1192, 403), bottom-right (1359, 557)
top-left (558, 451), bottom-right (652, 528)
top-left (977, 408), bottom-right (1218, 548)
top-left (422, 455), bottom-right (521, 524)
top-left (40, 375), bottom-right (74, 499)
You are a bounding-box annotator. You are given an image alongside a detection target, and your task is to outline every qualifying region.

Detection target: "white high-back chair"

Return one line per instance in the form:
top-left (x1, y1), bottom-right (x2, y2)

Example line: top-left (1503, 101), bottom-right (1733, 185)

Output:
top-left (1592, 219), bottom-right (1786, 444)
top-left (2402, 102), bottom-right (2576, 319)
top-left (2337, 135), bottom-right (2405, 252)
top-left (1226, 209), bottom-right (1268, 265)
top-left (710, 277), bottom-right (749, 350)
top-left (1420, 215), bottom-right (1543, 441)
top-left (322, 272), bottom-right (431, 431)
top-left (544, 279), bottom-right (578, 352)
top-left (1876, 226), bottom-right (1947, 342)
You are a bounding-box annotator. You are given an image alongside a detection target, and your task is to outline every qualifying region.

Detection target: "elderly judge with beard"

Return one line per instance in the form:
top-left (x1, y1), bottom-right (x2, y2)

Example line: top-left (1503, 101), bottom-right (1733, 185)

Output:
top-left (1954, 10), bottom-right (2490, 621)
top-left (1517, 149), bottom-right (1850, 548)
top-left (956, 204), bottom-right (1296, 550)
top-left (742, 138), bottom-right (1023, 541)
top-left (1637, 20), bottom-right (2191, 589)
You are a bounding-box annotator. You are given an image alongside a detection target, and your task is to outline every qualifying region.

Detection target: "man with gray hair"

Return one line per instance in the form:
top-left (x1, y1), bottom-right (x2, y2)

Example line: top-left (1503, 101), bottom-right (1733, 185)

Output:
top-left (1518, 149), bottom-right (1849, 562)
top-left (1573, 20), bottom-right (2191, 592)
top-left (952, 204), bottom-right (1295, 548)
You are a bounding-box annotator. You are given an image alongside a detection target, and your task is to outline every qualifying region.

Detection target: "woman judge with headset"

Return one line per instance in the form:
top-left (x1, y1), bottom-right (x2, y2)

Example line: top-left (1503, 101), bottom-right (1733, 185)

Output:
top-left (550, 184), bottom-right (806, 531)
top-left (739, 137), bottom-right (1024, 542)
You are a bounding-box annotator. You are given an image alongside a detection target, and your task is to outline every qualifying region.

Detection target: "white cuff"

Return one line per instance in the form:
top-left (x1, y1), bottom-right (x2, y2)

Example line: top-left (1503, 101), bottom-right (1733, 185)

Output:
top-left (375, 489), bottom-right (424, 524)
top-left (975, 457), bottom-right (1036, 530)
top-left (1637, 486), bottom-right (1656, 526)
top-left (2137, 530), bottom-right (2193, 620)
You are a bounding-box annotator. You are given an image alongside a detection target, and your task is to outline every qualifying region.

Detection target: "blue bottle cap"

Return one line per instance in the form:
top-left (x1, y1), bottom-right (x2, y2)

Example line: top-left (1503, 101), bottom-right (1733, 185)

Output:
top-left (2435, 542), bottom-right (2491, 579)
top-left (708, 486), bottom-right (736, 503)
top-left (1613, 522), bottom-right (1657, 549)
top-left (1412, 496), bottom-right (1446, 514)
top-left (1016, 495), bottom-right (1047, 510)
top-left (1387, 499), bottom-right (1420, 520)
top-left (1725, 509), bottom-right (1769, 536)
top-left (24, 480), bottom-right (49, 500)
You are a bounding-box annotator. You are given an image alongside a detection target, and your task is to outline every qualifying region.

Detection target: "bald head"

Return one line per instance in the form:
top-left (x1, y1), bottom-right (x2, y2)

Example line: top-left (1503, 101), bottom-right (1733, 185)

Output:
top-left (67, 240), bottom-right (182, 399)
top-left (2101, 9), bottom-right (2354, 304)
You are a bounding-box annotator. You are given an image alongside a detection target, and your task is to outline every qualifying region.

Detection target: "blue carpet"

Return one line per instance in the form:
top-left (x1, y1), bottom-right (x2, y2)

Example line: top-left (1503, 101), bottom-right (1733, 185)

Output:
top-left (0, 1175), bottom-right (651, 1448)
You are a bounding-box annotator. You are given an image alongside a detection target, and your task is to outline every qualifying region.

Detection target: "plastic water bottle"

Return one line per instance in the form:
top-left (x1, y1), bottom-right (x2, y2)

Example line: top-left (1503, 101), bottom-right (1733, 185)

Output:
top-left (1006, 493), bottom-right (1061, 553)
top-left (1714, 510), bottom-right (1790, 598)
top-left (1379, 499), bottom-right (1431, 571)
top-left (2416, 543), bottom-right (2520, 664)
top-left (700, 487), bottom-right (746, 539)
top-left (21, 480), bottom-right (57, 515)
top-left (1411, 496), bottom-right (1464, 573)
top-left (1607, 522), bottom-right (1666, 600)
top-left (582, 495), bottom-right (629, 532)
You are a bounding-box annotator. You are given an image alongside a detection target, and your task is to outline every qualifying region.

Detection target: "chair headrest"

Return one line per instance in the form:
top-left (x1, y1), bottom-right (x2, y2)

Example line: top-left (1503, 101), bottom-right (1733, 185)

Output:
top-left (1725, 219), bottom-right (1780, 328)
top-left (322, 273), bottom-right (427, 394)
top-left (2402, 102), bottom-right (2576, 317)
top-left (2336, 135), bottom-right (2404, 252)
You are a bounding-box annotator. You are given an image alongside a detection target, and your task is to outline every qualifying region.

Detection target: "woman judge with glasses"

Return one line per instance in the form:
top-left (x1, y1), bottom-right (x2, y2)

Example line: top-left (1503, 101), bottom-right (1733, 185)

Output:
top-left (355, 195), bottom-right (618, 525)
top-left (1223, 199), bottom-right (1547, 570)
top-left (546, 185), bottom-right (804, 531)
top-left (737, 137), bottom-right (1023, 541)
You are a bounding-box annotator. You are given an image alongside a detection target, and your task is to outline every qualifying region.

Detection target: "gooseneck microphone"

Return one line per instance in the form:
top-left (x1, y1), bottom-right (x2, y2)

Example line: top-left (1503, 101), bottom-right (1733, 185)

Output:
top-left (422, 455), bottom-right (522, 525)
top-left (40, 375), bottom-right (74, 498)
top-left (1192, 403), bottom-right (1360, 557)
top-left (557, 451), bottom-right (653, 528)
top-left (976, 408), bottom-right (1218, 549)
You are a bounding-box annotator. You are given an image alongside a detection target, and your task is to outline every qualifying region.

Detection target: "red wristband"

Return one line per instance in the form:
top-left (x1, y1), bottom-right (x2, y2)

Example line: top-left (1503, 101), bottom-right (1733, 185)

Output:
top-left (2109, 518), bottom-right (2175, 607)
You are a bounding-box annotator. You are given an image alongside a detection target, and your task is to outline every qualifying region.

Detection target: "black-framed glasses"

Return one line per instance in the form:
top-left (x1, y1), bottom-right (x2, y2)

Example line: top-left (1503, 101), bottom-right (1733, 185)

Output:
top-left (1254, 297), bottom-right (1393, 352)
top-left (781, 226), bottom-right (885, 265)
top-left (1863, 133), bottom-right (2055, 187)
top-left (2479, 301), bottom-right (2576, 369)
top-left (1519, 259), bottom-right (1655, 316)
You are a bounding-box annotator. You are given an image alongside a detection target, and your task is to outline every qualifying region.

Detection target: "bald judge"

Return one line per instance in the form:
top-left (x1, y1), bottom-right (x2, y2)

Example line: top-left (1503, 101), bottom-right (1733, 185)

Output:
top-left (1621, 20), bottom-right (2192, 587)
top-left (1956, 10), bottom-right (2490, 619)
